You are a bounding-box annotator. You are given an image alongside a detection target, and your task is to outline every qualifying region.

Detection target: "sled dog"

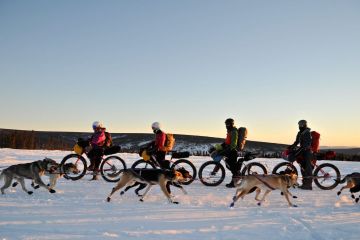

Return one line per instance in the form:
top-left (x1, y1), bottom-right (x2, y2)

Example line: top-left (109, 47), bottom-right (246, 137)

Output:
top-left (337, 172), bottom-right (360, 203)
top-left (230, 173), bottom-right (299, 207)
top-left (13, 162), bottom-right (79, 190)
top-left (107, 168), bottom-right (186, 204)
top-left (119, 167), bottom-right (192, 196)
top-left (0, 158), bottom-right (58, 195)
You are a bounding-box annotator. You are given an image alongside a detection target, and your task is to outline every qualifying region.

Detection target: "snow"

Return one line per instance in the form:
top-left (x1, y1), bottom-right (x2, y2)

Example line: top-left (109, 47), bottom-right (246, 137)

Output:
top-left (0, 148), bottom-right (360, 240)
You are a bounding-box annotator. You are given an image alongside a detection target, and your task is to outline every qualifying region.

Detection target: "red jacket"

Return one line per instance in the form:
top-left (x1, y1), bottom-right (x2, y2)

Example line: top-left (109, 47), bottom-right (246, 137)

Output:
top-left (154, 130), bottom-right (166, 151)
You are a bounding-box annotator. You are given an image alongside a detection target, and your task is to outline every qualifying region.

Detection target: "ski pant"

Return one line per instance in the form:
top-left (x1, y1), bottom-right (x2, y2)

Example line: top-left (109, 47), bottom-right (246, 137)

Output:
top-left (289, 149), bottom-right (313, 186)
top-left (154, 151), bottom-right (172, 193)
top-left (224, 150), bottom-right (240, 177)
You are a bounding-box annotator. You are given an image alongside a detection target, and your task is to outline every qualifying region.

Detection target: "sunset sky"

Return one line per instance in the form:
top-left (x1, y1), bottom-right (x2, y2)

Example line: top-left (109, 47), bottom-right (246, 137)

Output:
top-left (0, 1), bottom-right (359, 147)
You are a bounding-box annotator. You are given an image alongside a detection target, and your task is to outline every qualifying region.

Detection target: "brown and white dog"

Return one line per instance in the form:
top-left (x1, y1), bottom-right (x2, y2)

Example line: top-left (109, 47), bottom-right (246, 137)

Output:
top-left (107, 168), bottom-right (186, 204)
top-left (229, 173), bottom-right (299, 208)
top-left (337, 172), bottom-right (360, 203)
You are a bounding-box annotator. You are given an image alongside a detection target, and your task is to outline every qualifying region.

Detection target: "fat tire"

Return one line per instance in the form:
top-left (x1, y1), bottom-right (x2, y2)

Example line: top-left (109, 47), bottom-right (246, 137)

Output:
top-left (131, 159), bottom-right (156, 169)
top-left (171, 159), bottom-right (197, 185)
top-left (313, 163), bottom-right (340, 190)
top-left (241, 162), bottom-right (268, 176)
top-left (60, 154), bottom-right (87, 180)
top-left (100, 156), bottom-right (127, 182)
top-left (272, 162), bottom-right (298, 176)
top-left (198, 161), bottom-right (226, 186)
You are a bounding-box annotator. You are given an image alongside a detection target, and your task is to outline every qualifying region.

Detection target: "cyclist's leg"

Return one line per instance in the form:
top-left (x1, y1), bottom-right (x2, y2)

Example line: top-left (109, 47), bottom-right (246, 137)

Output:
top-left (89, 147), bottom-right (104, 180)
top-left (225, 150), bottom-right (239, 188)
top-left (299, 150), bottom-right (313, 189)
top-left (154, 151), bottom-right (173, 193)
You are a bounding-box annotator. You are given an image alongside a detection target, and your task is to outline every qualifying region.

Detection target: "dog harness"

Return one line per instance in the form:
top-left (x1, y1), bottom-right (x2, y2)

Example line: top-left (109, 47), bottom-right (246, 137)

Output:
top-left (253, 175), bottom-right (276, 190)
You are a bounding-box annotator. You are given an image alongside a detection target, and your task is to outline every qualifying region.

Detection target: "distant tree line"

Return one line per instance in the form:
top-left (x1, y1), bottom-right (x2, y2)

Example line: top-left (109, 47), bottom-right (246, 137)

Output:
top-left (0, 130), bottom-right (71, 150)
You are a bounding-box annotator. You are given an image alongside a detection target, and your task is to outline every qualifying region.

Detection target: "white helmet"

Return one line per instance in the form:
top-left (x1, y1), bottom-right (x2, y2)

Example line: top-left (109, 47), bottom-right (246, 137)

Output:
top-left (151, 122), bottom-right (161, 131)
top-left (92, 121), bottom-right (104, 130)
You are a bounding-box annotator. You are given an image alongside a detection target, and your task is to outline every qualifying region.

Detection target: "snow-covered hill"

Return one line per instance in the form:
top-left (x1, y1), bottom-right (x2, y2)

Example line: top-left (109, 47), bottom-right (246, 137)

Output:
top-left (0, 148), bottom-right (359, 240)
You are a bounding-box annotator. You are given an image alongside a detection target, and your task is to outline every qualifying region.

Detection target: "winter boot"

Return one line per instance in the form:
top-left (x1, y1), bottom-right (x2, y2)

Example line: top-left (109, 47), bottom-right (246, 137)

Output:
top-left (226, 180), bottom-right (235, 188)
top-left (299, 179), bottom-right (312, 190)
top-left (88, 159), bottom-right (95, 171)
top-left (90, 170), bottom-right (99, 181)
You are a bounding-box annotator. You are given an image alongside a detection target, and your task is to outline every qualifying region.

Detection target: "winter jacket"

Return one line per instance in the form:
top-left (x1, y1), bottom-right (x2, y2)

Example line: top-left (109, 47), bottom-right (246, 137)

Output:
top-left (292, 128), bottom-right (312, 150)
top-left (154, 130), bottom-right (166, 152)
top-left (225, 127), bottom-right (238, 150)
top-left (221, 127), bottom-right (238, 153)
top-left (90, 129), bottom-right (113, 148)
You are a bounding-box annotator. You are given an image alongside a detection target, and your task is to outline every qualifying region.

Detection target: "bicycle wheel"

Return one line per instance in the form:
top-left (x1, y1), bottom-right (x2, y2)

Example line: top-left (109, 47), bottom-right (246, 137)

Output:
top-left (131, 159), bottom-right (156, 169)
top-left (171, 159), bottom-right (197, 185)
top-left (313, 163), bottom-right (341, 190)
top-left (100, 156), bottom-right (127, 182)
top-left (241, 162), bottom-right (268, 175)
top-left (60, 154), bottom-right (87, 180)
top-left (198, 161), bottom-right (225, 186)
top-left (272, 162), bottom-right (298, 176)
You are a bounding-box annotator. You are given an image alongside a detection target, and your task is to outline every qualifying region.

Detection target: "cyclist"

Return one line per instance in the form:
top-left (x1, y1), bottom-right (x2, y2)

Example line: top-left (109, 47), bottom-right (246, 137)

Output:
top-left (211, 118), bottom-right (239, 188)
top-left (87, 121), bottom-right (120, 180)
top-left (288, 119), bottom-right (313, 190)
top-left (140, 122), bottom-right (177, 194)
top-left (146, 122), bottom-right (170, 169)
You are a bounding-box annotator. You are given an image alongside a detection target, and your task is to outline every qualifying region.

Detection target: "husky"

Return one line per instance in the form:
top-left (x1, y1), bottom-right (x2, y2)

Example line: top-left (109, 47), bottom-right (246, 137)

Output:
top-left (337, 172), bottom-right (360, 203)
top-left (0, 158), bottom-right (58, 195)
top-left (107, 168), bottom-right (186, 204)
top-left (12, 162), bottom-right (79, 190)
top-left (119, 167), bottom-right (192, 196)
top-left (229, 173), bottom-right (299, 208)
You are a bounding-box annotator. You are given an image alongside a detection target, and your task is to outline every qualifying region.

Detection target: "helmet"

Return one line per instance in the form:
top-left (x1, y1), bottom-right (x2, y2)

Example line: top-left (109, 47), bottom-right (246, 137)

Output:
top-left (225, 118), bottom-right (234, 126)
top-left (298, 120), bottom-right (307, 128)
top-left (92, 121), bottom-right (104, 130)
top-left (151, 122), bottom-right (161, 131)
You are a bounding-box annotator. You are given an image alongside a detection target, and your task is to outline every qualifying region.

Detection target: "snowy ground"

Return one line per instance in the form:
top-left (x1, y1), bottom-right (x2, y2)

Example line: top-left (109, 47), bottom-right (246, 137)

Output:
top-left (0, 148), bottom-right (360, 240)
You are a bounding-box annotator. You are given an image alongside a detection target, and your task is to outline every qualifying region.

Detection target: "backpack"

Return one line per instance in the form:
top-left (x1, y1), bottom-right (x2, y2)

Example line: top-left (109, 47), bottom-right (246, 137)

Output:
top-left (238, 127), bottom-right (248, 151)
top-left (104, 132), bottom-right (113, 147)
top-left (311, 131), bottom-right (320, 153)
top-left (162, 133), bottom-right (175, 152)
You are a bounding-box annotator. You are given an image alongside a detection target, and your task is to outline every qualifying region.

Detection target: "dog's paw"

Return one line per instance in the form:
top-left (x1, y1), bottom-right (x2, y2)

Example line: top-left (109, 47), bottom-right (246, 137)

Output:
top-left (337, 191), bottom-right (341, 196)
top-left (229, 202), bottom-right (235, 208)
top-left (27, 191), bottom-right (33, 195)
top-left (292, 204), bottom-right (298, 208)
top-left (12, 182), bottom-right (18, 187)
top-left (49, 189), bottom-right (56, 194)
top-left (106, 197), bottom-right (111, 202)
top-left (139, 199), bottom-right (144, 202)
top-left (293, 196), bottom-right (298, 199)
top-left (172, 201), bottom-right (179, 204)
top-left (34, 185), bottom-right (40, 189)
